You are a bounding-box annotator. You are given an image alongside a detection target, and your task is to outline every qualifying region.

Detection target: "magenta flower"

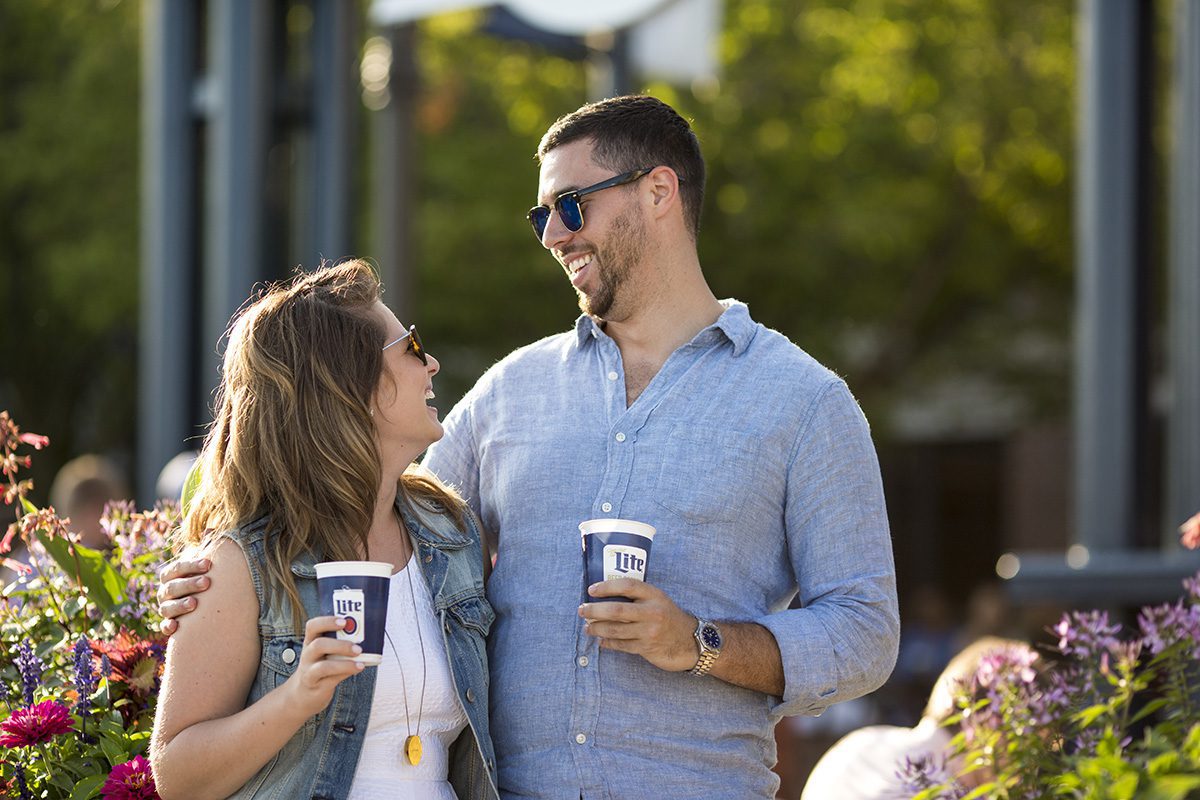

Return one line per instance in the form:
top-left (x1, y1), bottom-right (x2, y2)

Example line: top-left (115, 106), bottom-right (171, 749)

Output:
top-left (101, 755), bottom-right (160, 800)
top-left (0, 700), bottom-right (75, 746)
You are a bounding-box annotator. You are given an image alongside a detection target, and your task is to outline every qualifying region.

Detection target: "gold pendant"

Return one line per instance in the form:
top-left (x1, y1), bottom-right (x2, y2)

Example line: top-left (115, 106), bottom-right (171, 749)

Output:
top-left (405, 734), bottom-right (423, 766)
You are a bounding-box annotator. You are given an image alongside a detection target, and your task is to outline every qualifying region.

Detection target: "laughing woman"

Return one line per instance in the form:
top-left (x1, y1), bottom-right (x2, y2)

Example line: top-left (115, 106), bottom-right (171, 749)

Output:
top-left (150, 260), bottom-right (498, 800)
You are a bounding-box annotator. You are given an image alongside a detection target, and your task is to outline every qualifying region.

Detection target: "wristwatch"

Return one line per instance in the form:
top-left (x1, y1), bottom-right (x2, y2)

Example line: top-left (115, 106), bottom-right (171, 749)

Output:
top-left (689, 618), bottom-right (723, 676)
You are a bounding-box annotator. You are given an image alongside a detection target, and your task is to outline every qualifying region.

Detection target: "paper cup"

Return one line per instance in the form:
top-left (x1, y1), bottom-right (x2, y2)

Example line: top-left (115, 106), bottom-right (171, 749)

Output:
top-left (579, 518), bottom-right (656, 602)
top-left (315, 560), bottom-right (392, 665)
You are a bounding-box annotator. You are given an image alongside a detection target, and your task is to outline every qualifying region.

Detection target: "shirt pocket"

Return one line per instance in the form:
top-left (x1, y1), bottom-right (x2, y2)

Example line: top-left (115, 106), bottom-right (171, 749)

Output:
top-left (651, 427), bottom-right (767, 525)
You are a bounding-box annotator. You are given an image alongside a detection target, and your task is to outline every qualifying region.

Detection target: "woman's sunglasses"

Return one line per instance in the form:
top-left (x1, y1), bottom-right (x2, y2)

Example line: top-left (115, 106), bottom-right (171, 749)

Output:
top-left (382, 324), bottom-right (427, 366)
top-left (526, 167), bottom-right (655, 240)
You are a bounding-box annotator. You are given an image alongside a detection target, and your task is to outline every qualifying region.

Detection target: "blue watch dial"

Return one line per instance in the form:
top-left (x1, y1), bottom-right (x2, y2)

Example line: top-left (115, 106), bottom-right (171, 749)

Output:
top-left (701, 624), bottom-right (721, 649)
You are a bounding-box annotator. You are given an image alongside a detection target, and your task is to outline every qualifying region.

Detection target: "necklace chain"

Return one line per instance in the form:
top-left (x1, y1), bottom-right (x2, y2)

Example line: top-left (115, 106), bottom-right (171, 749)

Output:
top-left (382, 523), bottom-right (427, 761)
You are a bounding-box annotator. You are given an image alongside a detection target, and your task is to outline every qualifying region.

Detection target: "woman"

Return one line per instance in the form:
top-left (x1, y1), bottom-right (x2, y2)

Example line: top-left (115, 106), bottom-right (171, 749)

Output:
top-left (151, 260), bottom-right (497, 800)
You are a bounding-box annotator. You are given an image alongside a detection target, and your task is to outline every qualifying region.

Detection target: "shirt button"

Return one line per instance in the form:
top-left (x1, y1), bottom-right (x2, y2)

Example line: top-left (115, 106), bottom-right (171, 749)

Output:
top-left (578, 656), bottom-right (590, 667)
top-left (615, 432), bottom-right (626, 442)
top-left (601, 502), bottom-right (612, 513)
top-left (607, 371), bottom-right (618, 381)
top-left (282, 648), bottom-right (296, 665)
top-left (466, 687), bottom-right (476, 703)
top-left (575, 733), bottom-right (587, 745)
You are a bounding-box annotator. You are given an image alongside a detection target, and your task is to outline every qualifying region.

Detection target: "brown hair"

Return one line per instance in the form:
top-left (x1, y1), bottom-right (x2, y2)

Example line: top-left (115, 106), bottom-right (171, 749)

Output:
top-left (175, 259), bottom-right (465, 629)
top-left (538, 95), bottom-right (706, 240)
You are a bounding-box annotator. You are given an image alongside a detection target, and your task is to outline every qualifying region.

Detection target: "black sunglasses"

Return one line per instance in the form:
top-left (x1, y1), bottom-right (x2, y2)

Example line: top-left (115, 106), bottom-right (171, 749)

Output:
top-left (382, 324), bottom-right (426, 366)
top-left (526, 167), bottom-right (655, 240)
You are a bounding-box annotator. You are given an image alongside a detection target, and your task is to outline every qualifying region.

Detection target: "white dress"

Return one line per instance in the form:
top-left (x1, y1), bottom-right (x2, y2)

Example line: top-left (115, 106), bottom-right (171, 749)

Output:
top-left (347, 551), bottom-right (469, 800)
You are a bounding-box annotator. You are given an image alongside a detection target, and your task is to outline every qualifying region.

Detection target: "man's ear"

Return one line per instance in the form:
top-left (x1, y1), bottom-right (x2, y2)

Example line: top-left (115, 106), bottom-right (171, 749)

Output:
top-left (645, 166), bottom-right (680, 219)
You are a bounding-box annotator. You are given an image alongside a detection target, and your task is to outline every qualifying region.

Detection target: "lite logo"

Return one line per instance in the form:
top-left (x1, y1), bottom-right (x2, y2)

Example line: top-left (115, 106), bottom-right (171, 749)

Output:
top-left (332, 587), bottom-right (366, 644)
top-left (603, 545), bottom-right (647, 582)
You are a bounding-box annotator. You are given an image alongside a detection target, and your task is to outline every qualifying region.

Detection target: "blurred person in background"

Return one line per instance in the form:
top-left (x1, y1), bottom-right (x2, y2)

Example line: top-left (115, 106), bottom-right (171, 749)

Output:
top-left (49, 453), bottom-right (129, 550)
top-left (800, 636), bottom-right (1031, 799)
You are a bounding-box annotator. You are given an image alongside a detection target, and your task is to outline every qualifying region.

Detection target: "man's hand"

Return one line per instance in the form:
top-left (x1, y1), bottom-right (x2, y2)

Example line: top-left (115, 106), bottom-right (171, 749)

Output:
top-left (578, 579), bottom-right (698, 673)
top-left (156, 558), bottom-right (213, 635)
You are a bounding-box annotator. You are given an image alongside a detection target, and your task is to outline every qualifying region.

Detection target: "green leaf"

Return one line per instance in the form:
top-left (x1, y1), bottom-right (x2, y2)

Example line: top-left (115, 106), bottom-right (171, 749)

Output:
top-left (33, 531), bottom-right (125, 611)
top-left (98, 734), bottom-right (128, 765)
top-left (69, 773), bottom-right (107, 800)
top-left (180, 459), bottom-right (202, 516)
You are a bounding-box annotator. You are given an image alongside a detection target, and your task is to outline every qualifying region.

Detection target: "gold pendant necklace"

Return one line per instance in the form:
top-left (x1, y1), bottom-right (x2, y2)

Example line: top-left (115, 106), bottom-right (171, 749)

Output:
top-left (384, 523), bottom-right (427, 767)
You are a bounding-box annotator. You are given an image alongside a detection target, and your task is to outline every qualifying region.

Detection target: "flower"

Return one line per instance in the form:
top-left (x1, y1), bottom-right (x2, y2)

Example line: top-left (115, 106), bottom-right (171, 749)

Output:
top-left (1182, 511), bottom-right (1200, 550)
top-left (100, 755), bottom-right (160, 800)
top-left (0, 700), bottom-right (75, 746)
top-left (13, 640), bottom-right (44, 705)
top-left (73, 636), bottom-right (98, 714)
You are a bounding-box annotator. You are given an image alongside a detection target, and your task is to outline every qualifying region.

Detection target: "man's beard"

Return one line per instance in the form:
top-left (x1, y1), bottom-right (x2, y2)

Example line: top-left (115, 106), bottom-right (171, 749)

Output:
top-left (577, 205), bottom-right (645, 320)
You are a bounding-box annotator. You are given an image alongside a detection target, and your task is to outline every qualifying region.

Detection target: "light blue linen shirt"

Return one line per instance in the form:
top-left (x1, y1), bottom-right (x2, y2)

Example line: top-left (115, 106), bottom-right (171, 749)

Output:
top-left (423, 300), bottom-right (899, 800)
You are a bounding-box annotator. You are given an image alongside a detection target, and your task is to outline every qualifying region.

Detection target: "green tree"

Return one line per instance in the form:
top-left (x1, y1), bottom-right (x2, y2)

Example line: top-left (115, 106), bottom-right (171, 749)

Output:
top-left (0, 0), bottom-right (141, 495)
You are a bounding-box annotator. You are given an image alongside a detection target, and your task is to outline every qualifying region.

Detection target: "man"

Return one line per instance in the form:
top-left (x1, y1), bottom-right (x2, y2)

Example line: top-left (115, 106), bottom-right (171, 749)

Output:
top-left (160, 95), bottom-right (900, 798)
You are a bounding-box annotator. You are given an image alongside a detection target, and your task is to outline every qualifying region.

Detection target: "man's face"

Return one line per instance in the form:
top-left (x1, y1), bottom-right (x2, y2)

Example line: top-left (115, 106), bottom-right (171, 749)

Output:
top-left (536, 140), bottom-right (646, 321)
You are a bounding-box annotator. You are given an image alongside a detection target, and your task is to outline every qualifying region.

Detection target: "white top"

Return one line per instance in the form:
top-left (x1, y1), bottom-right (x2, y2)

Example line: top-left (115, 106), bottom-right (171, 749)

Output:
top-left (800, 718), bottom-right (956, 800)
top-left (347, 551), bottom-right (469, 800)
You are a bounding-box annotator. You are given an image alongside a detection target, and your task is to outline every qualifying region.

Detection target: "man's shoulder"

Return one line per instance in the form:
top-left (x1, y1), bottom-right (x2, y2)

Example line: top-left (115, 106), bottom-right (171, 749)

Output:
top-left (476, 329), bottom-right (579, 386)
top-left (741, 321), bottom-right (844, 391)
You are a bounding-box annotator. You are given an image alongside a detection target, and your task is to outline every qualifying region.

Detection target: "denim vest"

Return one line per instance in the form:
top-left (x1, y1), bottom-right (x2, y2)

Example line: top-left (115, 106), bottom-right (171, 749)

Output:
top-left (221, 496), bottom-right (499, 800)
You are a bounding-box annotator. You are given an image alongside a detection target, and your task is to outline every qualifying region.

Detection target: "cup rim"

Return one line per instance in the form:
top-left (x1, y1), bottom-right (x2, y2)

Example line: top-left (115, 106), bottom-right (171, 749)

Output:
top-left (578, 518), bottom-right (656, 539)
top-left (314, 560), bottom-right (394, 579)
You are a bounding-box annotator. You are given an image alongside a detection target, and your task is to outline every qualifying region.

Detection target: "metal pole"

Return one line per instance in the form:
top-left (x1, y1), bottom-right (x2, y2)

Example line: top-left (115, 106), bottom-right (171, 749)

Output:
top-left (372, 23), bottom-right (418, 322)
top-left (1073, 0), bottom-right (1143, 551)
top-left (139, 0), bottom-right (196, 504)
top-left (1167, 0), bottom-right (1200, 540)
top-left (312, 0), bottom-right (358, 262)
top-left (204, 0), bottom-right (272, 394)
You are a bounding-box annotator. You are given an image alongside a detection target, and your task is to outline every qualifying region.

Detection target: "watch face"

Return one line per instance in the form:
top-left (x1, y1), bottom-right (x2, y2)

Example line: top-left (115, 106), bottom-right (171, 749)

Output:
top-left (701, 624), bottom-right (722, 649)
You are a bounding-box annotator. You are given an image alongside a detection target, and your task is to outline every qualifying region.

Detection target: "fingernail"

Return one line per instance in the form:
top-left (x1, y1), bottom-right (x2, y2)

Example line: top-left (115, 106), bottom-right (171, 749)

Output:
top-left (355, 661), bottom-right (365, 669)
top-left (336, 617), bottom-right (346, 627)
top-left (352, 645), bottom-right (362, 654)
top-left (200, 559), bottom-right (211, 568)
top-left (199, 577), bottom-right (210, 588)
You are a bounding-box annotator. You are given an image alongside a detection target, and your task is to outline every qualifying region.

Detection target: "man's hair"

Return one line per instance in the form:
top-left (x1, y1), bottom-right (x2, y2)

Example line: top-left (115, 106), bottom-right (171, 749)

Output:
top-left (538, 95), bottom-right (705, 240)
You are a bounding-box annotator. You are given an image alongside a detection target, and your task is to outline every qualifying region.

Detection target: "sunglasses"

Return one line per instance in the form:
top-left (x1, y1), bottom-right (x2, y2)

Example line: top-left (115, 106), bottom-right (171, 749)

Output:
top-left (381, 324), bottom-right (427, 366)
top-left (526, 167), bottom-right (655, 240)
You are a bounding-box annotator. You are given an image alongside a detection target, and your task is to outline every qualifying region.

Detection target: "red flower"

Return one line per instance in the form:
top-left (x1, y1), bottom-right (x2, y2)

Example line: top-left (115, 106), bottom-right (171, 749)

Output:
top-left (1182, 511), bottom-right (1200, 550)
top-left (90, 629), bottom-right (167, 698)
top-left (0, 700), bottom-right (75, 746)
top-left (101, 755), bottom-right (160, 800)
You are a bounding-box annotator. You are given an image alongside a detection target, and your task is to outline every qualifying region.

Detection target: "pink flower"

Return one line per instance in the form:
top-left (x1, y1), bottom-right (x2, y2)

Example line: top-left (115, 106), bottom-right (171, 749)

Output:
top-left (17, 432), bottom-right (49, 450)
top-left (0, 700), bottom-right (75, 746)
top-left (101, 754), bottom-right (160, 800)
top-left (1181, 511), bottom-right (1200, 550)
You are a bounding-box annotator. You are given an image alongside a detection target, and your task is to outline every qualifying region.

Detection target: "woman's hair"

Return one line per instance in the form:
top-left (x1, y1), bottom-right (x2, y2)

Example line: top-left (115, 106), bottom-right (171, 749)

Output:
top-left (923, 636), bottom-right (1036, 724)
top-left (175, 259), bottom-right (465, 629)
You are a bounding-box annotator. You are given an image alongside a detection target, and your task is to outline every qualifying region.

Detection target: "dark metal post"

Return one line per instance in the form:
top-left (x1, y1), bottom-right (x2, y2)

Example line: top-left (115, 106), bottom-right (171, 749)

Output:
top-left (312, 0), bottom-right (357, 261)
top-left (204, 0), bottom-right (272, 391)
top-left (139, 0), bottom-right (197, 503)
top-left (1168, 0), bottom-right (1200, 540)
top-left (372, 23), bottom-right (418, 321)
top-left (1073, 0), bottom-right (1145, 552)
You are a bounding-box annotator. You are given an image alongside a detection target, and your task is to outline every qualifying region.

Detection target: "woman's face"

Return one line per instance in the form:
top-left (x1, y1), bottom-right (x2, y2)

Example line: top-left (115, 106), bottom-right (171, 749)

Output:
top-left (370, 301), bottom-right (443, 464)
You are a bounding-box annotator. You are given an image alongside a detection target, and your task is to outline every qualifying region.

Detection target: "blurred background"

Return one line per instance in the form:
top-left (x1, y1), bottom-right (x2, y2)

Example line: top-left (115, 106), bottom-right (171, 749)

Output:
top-left (2, 0), bottom-right (1198, 794)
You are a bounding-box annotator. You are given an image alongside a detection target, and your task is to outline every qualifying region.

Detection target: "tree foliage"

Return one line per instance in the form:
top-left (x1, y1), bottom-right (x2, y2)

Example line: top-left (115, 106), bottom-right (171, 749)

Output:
top-left (0, 0), bottom-right (1079, 492)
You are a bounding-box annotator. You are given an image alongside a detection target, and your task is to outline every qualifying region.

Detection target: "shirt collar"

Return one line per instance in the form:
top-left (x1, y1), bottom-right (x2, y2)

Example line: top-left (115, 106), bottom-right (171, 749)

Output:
top-left (573, 300), bottom-right (755, 356)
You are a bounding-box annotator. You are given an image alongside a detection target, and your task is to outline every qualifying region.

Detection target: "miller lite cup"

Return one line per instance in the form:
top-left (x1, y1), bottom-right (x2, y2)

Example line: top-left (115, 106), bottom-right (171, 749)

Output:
top-left (579, 518), bottom-right (656, 603)
top-left (314, 560), bottom-right (391, 665)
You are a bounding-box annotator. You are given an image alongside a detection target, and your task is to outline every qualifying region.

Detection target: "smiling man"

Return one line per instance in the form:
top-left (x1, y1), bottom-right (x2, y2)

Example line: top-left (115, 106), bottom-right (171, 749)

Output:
top-left (157, 95), bottom-right (900, 799)
top-left (423, 95), bottom-right (900, 799)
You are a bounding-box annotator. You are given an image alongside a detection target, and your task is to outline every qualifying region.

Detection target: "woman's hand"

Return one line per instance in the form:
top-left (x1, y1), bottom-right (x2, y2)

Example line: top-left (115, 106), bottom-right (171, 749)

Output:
top-left (283, 616), bottom-right (366, 719)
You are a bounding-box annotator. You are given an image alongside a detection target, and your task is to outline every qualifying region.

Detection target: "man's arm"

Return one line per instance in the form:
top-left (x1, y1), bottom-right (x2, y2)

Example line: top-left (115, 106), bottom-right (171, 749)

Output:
top-left (156, 557), bottom-right (212, 634)
top-left (580, 579), bottom-right (784, 696)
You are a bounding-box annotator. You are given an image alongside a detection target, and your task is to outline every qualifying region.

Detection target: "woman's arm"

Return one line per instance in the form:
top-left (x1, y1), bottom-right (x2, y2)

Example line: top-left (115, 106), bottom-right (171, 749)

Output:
top-left (150, 539), bottom-right (364, 800)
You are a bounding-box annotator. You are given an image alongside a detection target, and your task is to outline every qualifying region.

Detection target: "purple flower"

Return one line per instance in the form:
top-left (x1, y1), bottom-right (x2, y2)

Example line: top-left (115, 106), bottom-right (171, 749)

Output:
top-left (1053, 610), bottom-right (1122, 660)
top-left (100, 754), bottom-right (160, 799)
top-left (896, 753), bottom-right (965, 798)
top-left (73, 636), bottom-right (97, 714)
top-left (1138, 600), bottom-right (1200, 659)
top-left (1183, 572), bottom-right (1200, 602)
top-left (13, 641), bottom-right (43, 705)
top-left (100, 652), bottom-right (112, 679)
